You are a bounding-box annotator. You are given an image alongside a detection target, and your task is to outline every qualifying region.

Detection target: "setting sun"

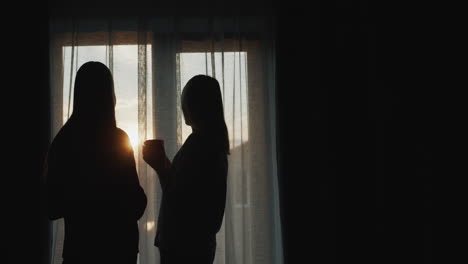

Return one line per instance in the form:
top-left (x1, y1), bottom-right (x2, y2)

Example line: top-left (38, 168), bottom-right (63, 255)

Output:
top-left (146, 221), bottom-right (155, 231)
top-left (128, 132), bottom-right (139, 149)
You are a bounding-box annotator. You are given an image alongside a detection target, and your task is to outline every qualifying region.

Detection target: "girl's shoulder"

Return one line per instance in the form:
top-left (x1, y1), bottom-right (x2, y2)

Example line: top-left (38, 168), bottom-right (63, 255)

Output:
top-left (184, 132), bottom-right (226, 157)
top-left (111, 128), bottom-right (134, 152)
top-left (115, 127), bottom-right (130, 141)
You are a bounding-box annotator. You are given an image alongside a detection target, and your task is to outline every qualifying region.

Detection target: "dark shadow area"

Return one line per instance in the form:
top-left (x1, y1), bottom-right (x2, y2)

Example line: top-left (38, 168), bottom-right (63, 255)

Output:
top-left (276, 1), bottom-right (433, 263)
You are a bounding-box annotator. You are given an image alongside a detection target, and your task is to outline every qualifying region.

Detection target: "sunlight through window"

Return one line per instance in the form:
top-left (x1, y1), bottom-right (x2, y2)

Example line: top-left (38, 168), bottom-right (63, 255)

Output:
top-left (146, 221), bottom-right (155, 231)
top-left (63, 45), bottom-right (152, 154)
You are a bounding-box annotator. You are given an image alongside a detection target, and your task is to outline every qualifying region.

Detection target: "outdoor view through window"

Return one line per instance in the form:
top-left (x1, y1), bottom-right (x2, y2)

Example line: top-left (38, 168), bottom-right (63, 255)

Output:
top-left (62, 45), bottom-right (249, 153)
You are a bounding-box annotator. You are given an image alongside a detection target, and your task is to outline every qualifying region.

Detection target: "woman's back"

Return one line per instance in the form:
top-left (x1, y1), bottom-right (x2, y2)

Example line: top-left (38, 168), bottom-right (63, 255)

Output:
top-left (155, 131), bottom-right (228, 252)
top-left (46, 122), bottom-right (147, 260)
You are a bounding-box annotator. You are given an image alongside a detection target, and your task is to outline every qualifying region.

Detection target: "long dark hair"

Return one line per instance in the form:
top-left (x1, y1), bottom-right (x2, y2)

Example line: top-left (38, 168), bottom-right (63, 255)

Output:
top-left (182, 75), bottom-right (230, 154)
top-left (68, 61), bottom-right (117, 130)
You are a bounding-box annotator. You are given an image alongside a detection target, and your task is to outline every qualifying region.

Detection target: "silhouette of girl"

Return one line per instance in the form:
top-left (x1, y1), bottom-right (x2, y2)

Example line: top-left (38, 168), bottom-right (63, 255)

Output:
top-left (143, 75), bottom-right (229, 264)
top-left (45, 61), bottom-right (147, 264)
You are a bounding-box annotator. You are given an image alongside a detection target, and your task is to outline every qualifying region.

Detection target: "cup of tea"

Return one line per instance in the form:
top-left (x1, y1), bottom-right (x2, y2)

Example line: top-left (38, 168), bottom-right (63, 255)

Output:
top-left (143, 139), bottom-right (166, 169)
top-left (144, 139), bottom-right (164, 148)
top-left (143, 139), bottom-right (165, 155)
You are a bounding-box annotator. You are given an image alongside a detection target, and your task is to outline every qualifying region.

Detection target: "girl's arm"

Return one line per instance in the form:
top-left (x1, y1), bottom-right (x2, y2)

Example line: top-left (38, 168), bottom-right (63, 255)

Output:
top-left (142, 142), bottom-right (172, 191)
top-left (116, 130), bottom-right (147, 220)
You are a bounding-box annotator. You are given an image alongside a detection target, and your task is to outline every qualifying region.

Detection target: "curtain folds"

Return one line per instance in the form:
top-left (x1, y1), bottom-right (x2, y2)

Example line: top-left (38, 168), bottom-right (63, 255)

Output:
top-left (49, 15), bottom-right (281, 264)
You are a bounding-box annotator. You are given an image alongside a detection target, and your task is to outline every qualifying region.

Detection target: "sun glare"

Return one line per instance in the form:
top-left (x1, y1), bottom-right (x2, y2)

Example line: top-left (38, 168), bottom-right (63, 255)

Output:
top-left (128, 132), bottom-right (139, 149)
top-left (146, 221), bottom-right (155, 231)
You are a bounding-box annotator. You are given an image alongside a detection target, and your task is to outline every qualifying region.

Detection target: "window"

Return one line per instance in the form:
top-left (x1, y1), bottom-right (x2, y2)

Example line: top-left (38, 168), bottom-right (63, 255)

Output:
top-left (49, 17), bottom-right (282, 264)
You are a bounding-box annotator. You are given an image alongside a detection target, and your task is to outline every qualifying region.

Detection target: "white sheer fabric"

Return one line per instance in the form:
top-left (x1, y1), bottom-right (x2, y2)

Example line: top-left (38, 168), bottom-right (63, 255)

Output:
top-left (49, 16), bottom-right (281, 264)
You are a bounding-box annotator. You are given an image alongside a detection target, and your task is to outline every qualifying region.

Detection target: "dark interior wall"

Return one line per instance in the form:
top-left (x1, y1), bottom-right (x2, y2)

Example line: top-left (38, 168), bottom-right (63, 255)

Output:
top-left (3, 0), bottom-right (432, 263)
top-left (47, 0), bottom-right (275, 17)
top-left (276, 1), bottom-right (433, 264)
top-left (3, 1), bottom-right (50, 264)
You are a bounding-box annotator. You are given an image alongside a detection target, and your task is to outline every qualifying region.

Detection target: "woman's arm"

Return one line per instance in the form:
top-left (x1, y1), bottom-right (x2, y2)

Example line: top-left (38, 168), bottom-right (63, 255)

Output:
top-left (116, 130), bottom-right (147, 220)
top-left (155, 156), bottom-right (172, 190)
top-left (142, 141), bottom-right (172, 191)
top-left (196, 152), bottom-right (228, 234)
top-left (123, 154), bottom-right (147, 220)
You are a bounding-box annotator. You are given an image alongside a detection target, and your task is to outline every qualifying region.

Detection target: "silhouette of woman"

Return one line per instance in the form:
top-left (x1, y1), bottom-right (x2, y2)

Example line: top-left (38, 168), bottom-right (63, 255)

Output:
top-left (44, 61), bottom-right (147, 264)
top-left (143, 75), bottom-right (229, 264)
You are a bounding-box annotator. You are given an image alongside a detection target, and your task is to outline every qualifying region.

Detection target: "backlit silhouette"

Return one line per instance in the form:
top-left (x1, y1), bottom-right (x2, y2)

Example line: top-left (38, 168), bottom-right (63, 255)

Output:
top-left (143, 75), bottom-right (229, 264)
top-left (44, 61), bottom-right (147, 264)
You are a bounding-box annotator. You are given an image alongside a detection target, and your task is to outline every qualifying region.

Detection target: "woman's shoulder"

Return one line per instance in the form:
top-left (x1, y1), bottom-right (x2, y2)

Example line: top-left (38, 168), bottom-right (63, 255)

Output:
top-left (113, 128), bottom-right (133, 150)
top-left (48, 122), bottom-right (74, 152)
top-left (184, 132), bottom-right (208, 149)
top-left (184, 132), bottom-right (227, 157)
top-left (115, 127), bottom-right (130, 139)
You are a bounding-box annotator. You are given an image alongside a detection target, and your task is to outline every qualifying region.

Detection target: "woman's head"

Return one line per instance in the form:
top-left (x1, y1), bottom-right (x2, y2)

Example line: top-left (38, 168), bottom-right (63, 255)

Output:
top-left (182, 75), bottom-right (230, 154)
top-left (71, 61), bottom-right (116, 128)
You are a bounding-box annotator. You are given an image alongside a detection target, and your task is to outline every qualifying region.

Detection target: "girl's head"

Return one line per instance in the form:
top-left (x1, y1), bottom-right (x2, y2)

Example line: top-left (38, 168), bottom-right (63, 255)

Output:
top-left (182, 75), bottom-right (230, 154)
top-left (71, 61), bottom-right (116, 128)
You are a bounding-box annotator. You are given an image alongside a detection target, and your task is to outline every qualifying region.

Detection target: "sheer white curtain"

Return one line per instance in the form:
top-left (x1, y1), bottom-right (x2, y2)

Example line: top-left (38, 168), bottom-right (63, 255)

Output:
top-left (49, 16), bottom-right (281, 264)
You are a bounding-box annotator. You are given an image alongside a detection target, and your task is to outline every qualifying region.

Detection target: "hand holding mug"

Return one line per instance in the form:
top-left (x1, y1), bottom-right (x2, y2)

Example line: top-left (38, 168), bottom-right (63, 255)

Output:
top-left (142, 139), bottom-right (170, 173)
